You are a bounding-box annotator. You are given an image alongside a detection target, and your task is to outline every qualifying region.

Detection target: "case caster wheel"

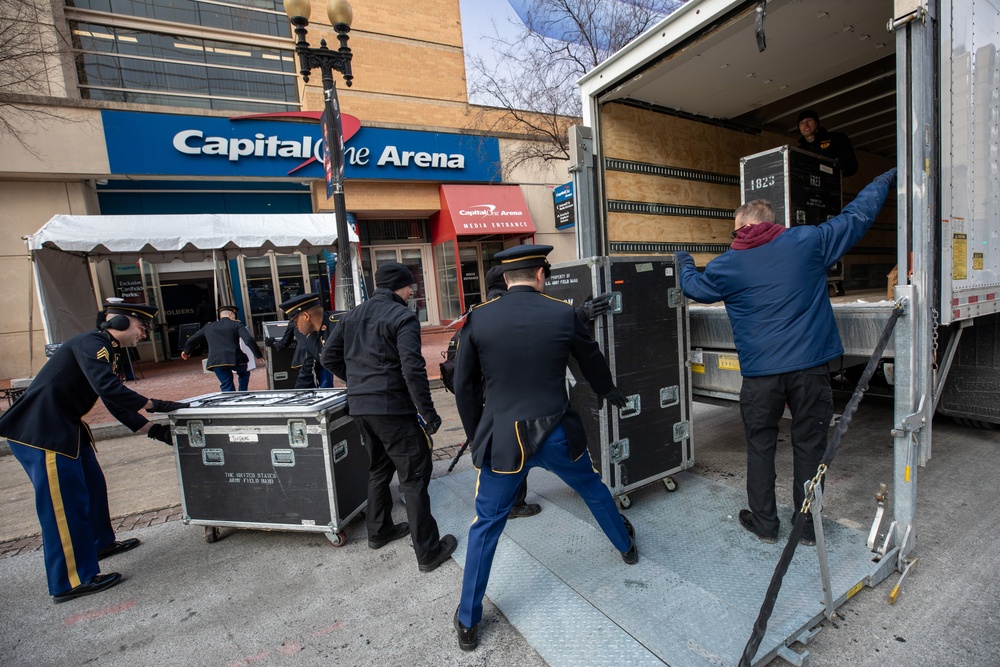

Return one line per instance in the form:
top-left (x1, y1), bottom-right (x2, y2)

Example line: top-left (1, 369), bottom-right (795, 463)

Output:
top-left (663, 476), bottom-right (678, 493)
top-left (616, 494), bottom-right (632, 509)
top-left (204, 526), bottom-right (219, 544)
top-left (326, 531), bottom-right (347, 547)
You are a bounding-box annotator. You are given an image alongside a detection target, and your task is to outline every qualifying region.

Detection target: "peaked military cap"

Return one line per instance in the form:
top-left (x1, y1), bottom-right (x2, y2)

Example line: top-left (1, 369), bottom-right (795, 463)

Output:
top-left (218, 305), bottom-right (239, 315)
top-left (494, 244), bottom-right (554, 274)
top-left (280, 292), bottom-right (321, 318)
top-left (105, 303), bottom-right (158, 325)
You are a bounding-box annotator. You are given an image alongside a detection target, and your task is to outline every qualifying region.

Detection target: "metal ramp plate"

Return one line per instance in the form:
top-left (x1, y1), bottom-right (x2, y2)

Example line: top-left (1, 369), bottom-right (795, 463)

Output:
top-left (430, 470), bottom-right (884, 666)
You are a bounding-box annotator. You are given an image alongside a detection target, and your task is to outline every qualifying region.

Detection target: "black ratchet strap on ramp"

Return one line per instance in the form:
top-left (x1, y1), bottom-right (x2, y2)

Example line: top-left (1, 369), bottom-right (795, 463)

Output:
top-left (739, 305), bottom-right (904, 667)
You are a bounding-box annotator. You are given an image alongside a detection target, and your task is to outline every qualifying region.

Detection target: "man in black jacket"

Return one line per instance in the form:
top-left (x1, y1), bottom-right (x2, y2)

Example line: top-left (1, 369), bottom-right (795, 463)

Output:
top-left (797, 108), bottom-right (858, 177)
top-left (451, 245), bottom-right (635, 651)
top-left (181, 305), bottom-right (264, 392)
top-left (0, 303), bottom-right (187, 603)
top-left (319, 264), bottom-right (456, 573)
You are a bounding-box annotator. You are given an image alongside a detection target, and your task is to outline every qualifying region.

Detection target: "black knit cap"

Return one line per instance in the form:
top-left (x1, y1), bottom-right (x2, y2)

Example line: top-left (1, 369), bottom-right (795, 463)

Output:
top-left (797, 109), bottom-right (820, 124)
top-left (485, 265), bottom-right (507, 291)
top-left (375, 262), bottom-right (415, 291)
top-left (494, 244), bottom-right (553, 276)
top-left (279, 292), bottom-right (321, 318)
top-left (105, 303), bottom-right (157, 325)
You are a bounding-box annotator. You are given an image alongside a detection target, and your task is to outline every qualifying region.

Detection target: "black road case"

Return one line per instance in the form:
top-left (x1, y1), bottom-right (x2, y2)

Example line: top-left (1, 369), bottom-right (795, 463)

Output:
top-left (544, 255), bottom-right (693, 507)
top-left (169, 389), bottom-right (367, 546)
top-left (740, 145), bottom-right (845, 290)
top-left (263, 321), bottom-right (297, 390)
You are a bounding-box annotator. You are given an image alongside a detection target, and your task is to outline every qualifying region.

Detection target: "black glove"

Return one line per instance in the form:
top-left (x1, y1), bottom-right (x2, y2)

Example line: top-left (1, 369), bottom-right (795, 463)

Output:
top-left (264, 336), bottom-right (277, 349)
top-left (578, 293), bottom-right (613, 321)
top-left (422, 413), bottom-right (442, 436)
top-left (603, 389), bottom-right (629, 410)
top-left (148, 399), bottom-right (190, 413)
top-left (147, 422), bottom-right (173, 446)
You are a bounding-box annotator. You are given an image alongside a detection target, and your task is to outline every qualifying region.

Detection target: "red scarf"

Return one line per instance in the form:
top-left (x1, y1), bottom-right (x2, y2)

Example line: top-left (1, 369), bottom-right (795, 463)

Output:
top-left (731, 221), bottom-right (785, 250)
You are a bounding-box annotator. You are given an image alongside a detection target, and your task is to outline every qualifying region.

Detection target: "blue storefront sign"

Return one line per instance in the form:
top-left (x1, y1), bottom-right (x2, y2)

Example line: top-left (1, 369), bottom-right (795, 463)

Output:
top-left (102, 111), bottom-right (502, 182)
top-left (553, 181), bottom-right (575, 229)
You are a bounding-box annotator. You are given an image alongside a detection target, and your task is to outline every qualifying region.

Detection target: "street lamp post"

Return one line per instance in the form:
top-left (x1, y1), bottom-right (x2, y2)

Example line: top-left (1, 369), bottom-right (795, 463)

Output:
top-left (284, 0), bottom-right (356, 309)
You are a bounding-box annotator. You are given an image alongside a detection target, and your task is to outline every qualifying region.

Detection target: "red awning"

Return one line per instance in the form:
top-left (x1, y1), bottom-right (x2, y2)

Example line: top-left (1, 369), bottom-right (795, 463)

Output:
top-left (438, 185), bottom-right (536, 236)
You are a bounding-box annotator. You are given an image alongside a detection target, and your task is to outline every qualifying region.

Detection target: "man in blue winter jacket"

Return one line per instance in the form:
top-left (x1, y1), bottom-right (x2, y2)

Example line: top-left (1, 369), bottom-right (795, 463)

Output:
top-left (675, 167), bottom-right (896, 546)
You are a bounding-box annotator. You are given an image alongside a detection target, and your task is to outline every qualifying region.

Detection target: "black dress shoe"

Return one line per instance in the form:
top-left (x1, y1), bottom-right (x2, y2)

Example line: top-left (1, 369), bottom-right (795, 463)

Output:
top-left (620, 514), bottom-right (638, 564)
top-left (418, 534), bottom-right (457, 573)
top-left (454, 608), bottom-right (479, 651)
top-left (508, 503), bottom-right (541, 519)
top-left (52, 572), bottom-right (123, 604)
top-left (368, 522), bottom-right (410, 549)
top-left (97, 538), bottom-right (141, 560)
top-left (739, 510), bottom-right (778, 543)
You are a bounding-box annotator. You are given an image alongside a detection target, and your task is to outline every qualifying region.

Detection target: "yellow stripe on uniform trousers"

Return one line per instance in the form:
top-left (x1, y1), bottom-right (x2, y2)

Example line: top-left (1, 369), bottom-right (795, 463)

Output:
top-left (46, 451), bottom-right (82, 590)
top-left (8, 439), bottom-right (104, 595)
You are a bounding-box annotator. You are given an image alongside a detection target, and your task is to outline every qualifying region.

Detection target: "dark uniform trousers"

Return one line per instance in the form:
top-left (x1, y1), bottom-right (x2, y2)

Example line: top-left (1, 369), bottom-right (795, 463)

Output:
top-left (458, 423), bottom-right (631, 628)
top-left (738, 363), bottom-right (833, 537)
top-left (9, 435), bottom-right (115, 595)
top-left (214, 364), bottom-right (250, 392)
top-left (355, 414), bottom-right (444, 564)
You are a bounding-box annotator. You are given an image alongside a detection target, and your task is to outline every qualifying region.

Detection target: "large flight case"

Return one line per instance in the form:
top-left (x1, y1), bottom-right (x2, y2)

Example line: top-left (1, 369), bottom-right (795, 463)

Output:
top-left (544, 255), bottom-right (693, 507)
top-left (168, 389), bottom-right (367, 546)
top-left (740, 144), bottom-right (845, 290)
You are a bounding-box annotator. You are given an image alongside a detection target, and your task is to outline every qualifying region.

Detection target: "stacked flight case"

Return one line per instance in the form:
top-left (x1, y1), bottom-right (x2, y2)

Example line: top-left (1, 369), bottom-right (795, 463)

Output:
top-left (739, 144), bottom-right (846, 292)
top-left (168, 389), bottom-right (367, 545)
top-left (544, 255), bottom-right (693, 507)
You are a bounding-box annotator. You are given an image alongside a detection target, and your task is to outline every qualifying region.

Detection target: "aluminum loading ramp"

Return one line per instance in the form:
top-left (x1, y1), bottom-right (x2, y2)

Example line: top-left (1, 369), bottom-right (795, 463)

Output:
top-left (430, 470), bottom-right (893, 666)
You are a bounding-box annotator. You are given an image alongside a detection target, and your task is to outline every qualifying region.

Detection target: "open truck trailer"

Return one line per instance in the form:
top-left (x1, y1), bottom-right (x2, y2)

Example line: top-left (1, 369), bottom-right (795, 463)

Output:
top-left (565, 0), bottom-right (998, 662)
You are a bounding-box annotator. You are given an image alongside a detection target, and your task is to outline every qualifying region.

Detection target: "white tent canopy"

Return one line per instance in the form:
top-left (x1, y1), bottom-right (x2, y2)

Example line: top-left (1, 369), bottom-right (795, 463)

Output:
top-left (26, 213), bottom-right (357, 345)
top-left (27, 213), bottom-right (357, 263)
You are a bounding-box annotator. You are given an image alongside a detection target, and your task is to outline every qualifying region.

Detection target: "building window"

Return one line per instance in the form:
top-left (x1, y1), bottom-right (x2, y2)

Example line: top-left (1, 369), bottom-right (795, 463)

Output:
top-left (66, 0), bottom-right (291, 38)
top-left (71, 22), bottom-right (298, 112)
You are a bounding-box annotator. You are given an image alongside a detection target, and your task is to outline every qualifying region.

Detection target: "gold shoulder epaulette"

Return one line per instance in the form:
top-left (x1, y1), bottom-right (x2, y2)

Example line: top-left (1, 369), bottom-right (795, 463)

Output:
top-left (541, 294), bottom-right (572, 306)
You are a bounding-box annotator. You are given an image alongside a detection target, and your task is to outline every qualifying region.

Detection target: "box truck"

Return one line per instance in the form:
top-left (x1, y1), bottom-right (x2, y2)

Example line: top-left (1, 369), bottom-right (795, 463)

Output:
top-left (572, 0), bottom-right (998, 604)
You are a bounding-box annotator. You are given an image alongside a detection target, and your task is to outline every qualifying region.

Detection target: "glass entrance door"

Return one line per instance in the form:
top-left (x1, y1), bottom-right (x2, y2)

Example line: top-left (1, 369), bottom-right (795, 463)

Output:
top-left (459, 245), bottom-right (483, 308)
top-left (372, 246), bottom-right (434, 324)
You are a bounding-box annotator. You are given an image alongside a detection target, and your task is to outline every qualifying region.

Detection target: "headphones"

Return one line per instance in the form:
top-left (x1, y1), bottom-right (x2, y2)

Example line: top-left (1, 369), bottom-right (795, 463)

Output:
top-left (101, 314), bottom-right (132, 331)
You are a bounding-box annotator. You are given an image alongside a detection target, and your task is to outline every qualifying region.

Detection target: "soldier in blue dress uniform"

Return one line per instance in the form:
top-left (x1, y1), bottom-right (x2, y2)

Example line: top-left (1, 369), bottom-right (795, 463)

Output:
top-left (181, 305), bottom-right (264, 391)
top-left (451, 245), bottom-right (636, 651)
top-left (0, 303), bottom-right (188, 603)
top-left (267, 296), bottom-right (337, 389)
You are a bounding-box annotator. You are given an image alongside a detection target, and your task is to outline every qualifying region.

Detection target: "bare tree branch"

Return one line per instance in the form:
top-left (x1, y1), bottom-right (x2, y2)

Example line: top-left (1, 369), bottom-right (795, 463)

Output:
top-left (466, 0), bottom-right (686, 177)
top-left (0, 0), bottom-right (78, 148)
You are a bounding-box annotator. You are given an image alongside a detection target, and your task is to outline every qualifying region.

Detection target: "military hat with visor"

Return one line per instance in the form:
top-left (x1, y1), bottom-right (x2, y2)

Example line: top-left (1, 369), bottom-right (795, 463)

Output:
top-left (218, 305), bottom-right (239, 316)
top-left (105, 303), bottom-right (157, 327)
top-left (494, 244), bottom-right (554, 278)
top-left (279, 292), bottom-right (321, 320)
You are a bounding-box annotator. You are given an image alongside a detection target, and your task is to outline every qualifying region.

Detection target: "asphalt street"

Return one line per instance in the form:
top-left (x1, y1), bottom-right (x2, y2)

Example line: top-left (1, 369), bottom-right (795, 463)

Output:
top-left (1, 387), bottom-right (998, 666)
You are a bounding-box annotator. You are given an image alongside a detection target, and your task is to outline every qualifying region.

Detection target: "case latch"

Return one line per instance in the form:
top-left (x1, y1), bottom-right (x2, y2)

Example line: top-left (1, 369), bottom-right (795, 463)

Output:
top-left (610, 438), bottom-right (630, 464)
top-left (667, 287), bottom-right (685, 308)
top-left (288, 419), bottom-right (308, 447)
top-left (673, 421), bottom-right (691, 443)
top-left (188, 420), bottom-right (205, 448)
